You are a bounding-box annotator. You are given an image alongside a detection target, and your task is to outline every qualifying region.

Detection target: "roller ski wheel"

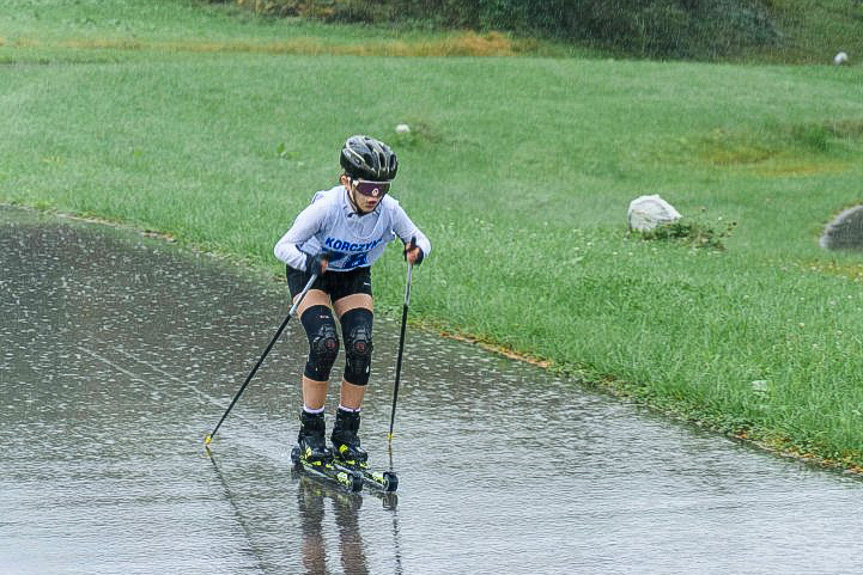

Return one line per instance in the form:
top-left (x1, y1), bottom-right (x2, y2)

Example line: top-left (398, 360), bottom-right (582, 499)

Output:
top-left (344, 471), bottom-right (364, 493)
top-left (381, 471), bottom-right (398, 493)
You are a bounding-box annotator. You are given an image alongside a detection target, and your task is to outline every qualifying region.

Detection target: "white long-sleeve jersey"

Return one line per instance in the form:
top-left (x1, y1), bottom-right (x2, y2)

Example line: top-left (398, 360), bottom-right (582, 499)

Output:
top-left (274, 185), bottom-right (432, 272)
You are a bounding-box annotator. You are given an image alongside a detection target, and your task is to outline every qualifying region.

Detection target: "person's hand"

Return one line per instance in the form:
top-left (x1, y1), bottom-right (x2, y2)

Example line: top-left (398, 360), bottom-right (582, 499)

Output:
top-left (305, 252), bottom-right (330, 275)
top-left (403, 237), bottom-right (424, 266)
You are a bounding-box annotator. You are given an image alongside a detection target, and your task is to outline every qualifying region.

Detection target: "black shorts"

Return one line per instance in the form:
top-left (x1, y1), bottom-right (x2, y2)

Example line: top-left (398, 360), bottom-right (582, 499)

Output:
top-left (286, 265), bottom-right (373, 303)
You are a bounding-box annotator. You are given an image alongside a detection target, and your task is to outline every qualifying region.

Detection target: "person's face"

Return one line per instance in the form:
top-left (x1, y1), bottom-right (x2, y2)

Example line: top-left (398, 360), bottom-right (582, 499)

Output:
top-left (345, 176), bottom-right (389, 213)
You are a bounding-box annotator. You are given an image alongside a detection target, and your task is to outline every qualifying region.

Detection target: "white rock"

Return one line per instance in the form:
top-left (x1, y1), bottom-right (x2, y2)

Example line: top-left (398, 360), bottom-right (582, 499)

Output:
top-left (751, 380), bottom-right (769, 392)
top-left (834, 51), bottom-right (849, 65)
top-left (395, 124), bottom-right (411, 134)
top-left (627, 194), bottom-right (682, 232)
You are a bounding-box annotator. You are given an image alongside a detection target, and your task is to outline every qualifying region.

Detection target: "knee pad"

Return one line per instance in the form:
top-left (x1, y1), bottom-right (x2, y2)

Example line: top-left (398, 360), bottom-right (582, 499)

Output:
top-left (341, 308), bottom-right (374, 386)
top-left (301, 306), bottom-right (339, 381)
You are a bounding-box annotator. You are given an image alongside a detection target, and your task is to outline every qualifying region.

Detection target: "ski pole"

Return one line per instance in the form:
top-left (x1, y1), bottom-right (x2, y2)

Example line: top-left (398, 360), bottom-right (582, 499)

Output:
top-left (205, 272), bottom-right (318, 446)
top-left (388, 238), bottom-right (416, 442)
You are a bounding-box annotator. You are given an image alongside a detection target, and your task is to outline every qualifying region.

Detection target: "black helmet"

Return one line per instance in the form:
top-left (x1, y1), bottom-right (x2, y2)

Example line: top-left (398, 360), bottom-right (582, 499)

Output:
top-left (340, 135), bottom-right (398, 181)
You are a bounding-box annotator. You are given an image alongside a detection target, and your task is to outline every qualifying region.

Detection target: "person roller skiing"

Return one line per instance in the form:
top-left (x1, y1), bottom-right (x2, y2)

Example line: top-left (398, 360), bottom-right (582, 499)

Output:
top-left (274, 135), bottom-right (430, 466)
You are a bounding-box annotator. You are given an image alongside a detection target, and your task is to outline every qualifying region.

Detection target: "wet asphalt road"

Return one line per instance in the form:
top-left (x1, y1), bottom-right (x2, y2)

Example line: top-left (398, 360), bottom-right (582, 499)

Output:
top-left (2, 205), bottom-right (863, 575)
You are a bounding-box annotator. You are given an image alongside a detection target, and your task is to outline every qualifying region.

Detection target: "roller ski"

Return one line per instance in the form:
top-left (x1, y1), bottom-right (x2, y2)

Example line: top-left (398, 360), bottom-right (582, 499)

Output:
top-left (291, 411), bottom-right (363, 493)
top-left (331, 408), bottom-right (399, 493)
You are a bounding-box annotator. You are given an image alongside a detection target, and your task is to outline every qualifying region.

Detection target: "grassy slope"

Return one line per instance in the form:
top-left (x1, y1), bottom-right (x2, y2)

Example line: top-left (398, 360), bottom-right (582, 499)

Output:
top-left (2, 1), bottom-right (863, 467)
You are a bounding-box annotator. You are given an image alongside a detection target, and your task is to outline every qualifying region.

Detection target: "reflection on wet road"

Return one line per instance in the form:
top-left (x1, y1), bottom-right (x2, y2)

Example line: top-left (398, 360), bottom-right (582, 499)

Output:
top-left (2, 206), bottom-right (863, 574)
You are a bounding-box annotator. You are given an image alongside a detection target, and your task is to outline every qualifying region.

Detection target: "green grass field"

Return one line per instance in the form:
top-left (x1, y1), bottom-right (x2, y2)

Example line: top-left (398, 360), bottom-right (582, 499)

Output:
top-left (3, 0), bottom-right (863, 469)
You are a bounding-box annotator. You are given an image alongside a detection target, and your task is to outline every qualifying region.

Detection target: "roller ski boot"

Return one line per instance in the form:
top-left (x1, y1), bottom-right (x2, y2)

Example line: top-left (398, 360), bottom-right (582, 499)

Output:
top-left (294, 410), bottom-right (333, 464)
top-left (291, 410), bottom-right (363, 492)
top-left (331, 408), bottom-right (398, 492)
top-left (331, 408), bottom-right (368, 464)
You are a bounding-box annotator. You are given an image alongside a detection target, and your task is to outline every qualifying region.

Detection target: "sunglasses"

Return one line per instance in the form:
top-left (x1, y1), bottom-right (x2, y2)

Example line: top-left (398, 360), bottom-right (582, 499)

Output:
top-left (352, 179), bottom-right (390, 198)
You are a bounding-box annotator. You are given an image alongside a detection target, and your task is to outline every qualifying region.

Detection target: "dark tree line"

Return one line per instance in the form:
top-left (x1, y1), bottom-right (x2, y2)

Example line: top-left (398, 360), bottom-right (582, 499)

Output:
top-left (223, 0), bottom-right (778, 59)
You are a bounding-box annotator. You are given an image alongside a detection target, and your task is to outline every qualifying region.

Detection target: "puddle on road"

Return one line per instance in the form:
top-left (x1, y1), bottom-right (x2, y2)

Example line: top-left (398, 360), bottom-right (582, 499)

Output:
top-left (3, 205), bottom-right (863, 575)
